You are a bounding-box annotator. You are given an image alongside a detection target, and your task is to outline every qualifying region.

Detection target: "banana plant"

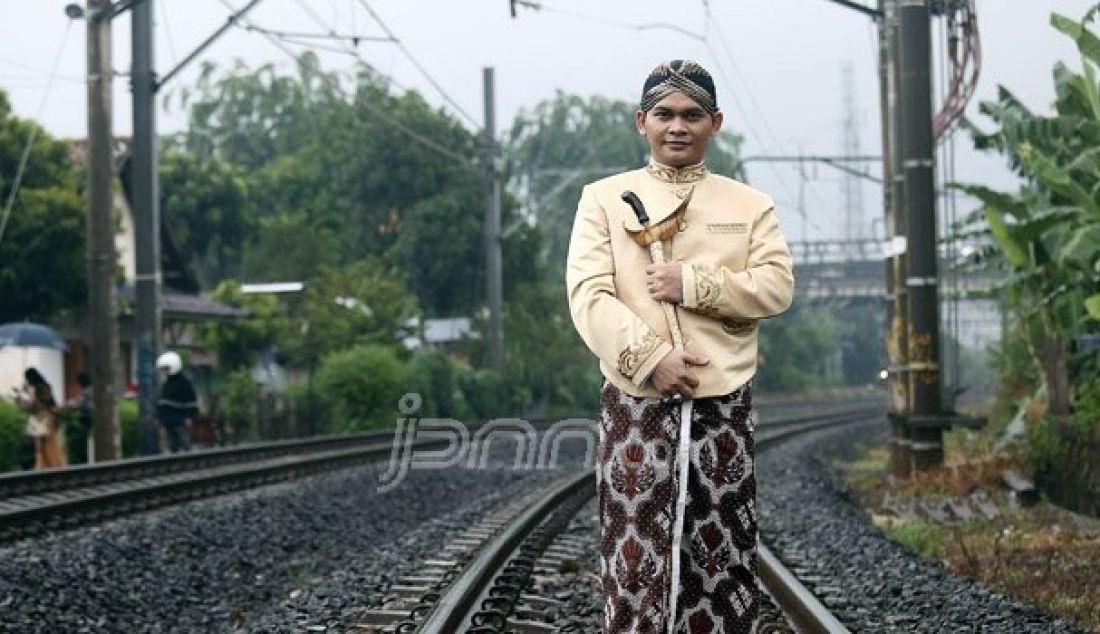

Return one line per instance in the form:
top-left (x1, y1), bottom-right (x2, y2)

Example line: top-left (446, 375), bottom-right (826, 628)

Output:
top-left (957, 7), bottom-right (1100, 414)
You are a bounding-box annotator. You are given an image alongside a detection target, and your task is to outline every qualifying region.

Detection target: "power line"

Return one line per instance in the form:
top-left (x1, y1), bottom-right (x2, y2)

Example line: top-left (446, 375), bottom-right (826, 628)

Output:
top-left (354, 0), bottom-right (481, 128)
top-left (158, 0), bottom-right (179, 68)
top-left (514, 1), bottom-right (706, 40)
top-left (699, 3), bottom-right (828, 235)
top-left (284, 0), bottom-right (412, 93)
top-left (216, 0), bottom-right (477, 166)
top-left (0, 21), bottom-right (73, 250)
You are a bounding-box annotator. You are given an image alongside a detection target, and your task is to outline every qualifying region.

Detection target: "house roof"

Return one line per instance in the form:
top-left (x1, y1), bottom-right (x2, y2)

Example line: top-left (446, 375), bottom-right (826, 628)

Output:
top-left (118, 285), bottom-right (248, 322)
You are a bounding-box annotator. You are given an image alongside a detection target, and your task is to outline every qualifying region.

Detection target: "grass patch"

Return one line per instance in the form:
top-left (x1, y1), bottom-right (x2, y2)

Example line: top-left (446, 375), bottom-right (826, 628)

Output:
top-left (838, 438), bottom-right (1100, 632)
top-left (884, 518), bottom-right (944, 558)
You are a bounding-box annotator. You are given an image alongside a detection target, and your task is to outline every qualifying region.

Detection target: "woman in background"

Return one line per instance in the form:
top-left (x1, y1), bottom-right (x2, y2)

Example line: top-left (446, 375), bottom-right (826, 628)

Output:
top-left (20, 367), bottom-right (67, 469)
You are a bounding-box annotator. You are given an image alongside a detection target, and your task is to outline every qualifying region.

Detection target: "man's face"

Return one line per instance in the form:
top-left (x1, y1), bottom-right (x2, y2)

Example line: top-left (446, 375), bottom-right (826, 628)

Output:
top-left (635, 92), bottom-right (723, 168)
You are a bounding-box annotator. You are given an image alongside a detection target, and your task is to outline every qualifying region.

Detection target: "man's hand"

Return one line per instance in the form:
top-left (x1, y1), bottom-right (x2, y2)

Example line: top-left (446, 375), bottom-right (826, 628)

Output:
top-left (645, 262), bottom-right (683, 303)
top-left (649, 349), bottom-right (709, 399)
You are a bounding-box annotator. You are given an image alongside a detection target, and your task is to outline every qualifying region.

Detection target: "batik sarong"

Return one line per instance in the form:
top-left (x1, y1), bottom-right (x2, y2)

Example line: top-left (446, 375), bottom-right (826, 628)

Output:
top-left (597, 380), bottom-right (758, 633)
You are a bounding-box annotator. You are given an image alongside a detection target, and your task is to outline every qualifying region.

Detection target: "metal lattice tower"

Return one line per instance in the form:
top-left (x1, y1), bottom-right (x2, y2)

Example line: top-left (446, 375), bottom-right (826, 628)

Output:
top-left (840, 62), bottom-right (864, 250)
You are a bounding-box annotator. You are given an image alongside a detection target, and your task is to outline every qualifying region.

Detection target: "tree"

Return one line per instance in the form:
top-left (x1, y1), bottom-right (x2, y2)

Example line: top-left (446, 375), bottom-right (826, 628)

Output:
top-left (174, 55), bottom-right (496, 318)
top-left (160, 145), bottom-right (253, 286)
top-left (958, 7), bottom-right (1100, 415)
top-left (756, 305), bottom-right (840, 393)
top-left (0, 91), bottom-right (85, 323)
top-left (197, 280), bottom-right (281, 371)
top-left (284, 259), bottom-right (419, 370)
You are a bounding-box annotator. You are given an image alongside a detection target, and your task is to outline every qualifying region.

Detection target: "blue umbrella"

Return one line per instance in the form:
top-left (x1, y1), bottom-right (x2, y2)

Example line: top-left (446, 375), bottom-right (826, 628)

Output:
top-left (0, 322), bottom-right (68, 351)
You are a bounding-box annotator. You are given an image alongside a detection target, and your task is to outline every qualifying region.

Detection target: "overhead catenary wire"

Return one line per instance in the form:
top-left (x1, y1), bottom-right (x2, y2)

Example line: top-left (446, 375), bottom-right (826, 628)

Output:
top-left (699, 1), bottom-right (830, 236)
top-left (216, 0), bottom-right (477, 166)
top-left (354, 0), bottom-right (481, 128)
top-left (158, 0), bottom-right (180, 68)
top-left (0, 21), bottom-right (73, 250)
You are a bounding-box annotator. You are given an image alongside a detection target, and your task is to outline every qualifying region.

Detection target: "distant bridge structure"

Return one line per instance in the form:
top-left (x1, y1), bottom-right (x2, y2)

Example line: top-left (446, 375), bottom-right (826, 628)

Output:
top-left (788, 238), bottom-right (1004, 351)
top-left (788, 238), bottom-right (999, 302)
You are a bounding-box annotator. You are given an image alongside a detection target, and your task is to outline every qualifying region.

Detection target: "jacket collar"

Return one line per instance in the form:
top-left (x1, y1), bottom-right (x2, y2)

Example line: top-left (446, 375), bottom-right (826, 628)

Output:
top-left (646, 158), bottom-right (708, 184)
top-left (619, 165), bottom-right (701, 230)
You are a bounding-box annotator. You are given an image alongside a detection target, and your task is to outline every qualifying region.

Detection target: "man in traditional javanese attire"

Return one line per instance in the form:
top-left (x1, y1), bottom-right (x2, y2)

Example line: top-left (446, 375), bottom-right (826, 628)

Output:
top-left (566, 59), bottom-right (794, 633)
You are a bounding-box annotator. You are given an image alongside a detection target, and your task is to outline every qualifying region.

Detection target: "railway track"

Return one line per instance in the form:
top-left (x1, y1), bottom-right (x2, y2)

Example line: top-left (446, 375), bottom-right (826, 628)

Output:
top-left (356, 403), bottom-right (882, 633)
top-left (0, 398), bottom-right (872, 544)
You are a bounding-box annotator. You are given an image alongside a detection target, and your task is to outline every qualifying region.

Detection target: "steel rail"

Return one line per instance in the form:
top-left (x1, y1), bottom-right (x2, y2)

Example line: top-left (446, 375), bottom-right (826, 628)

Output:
top-left (0, 399), bottom-right (873, 501)
top-left (417, 471), bottom-right (592, 633)
top-left (407, 402), bottom-right (881, 632)
top-left (0, 440), bottom-right (405, 541)
top-left (0, 429), bottom-right (400, 500)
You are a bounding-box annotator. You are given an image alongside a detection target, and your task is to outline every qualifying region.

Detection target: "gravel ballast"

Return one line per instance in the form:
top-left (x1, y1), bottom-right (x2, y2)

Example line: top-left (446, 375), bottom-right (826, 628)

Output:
top-left (757, 417), bottom-right (1086, 633)
top-left (0, 451), bottom-right (567, 633)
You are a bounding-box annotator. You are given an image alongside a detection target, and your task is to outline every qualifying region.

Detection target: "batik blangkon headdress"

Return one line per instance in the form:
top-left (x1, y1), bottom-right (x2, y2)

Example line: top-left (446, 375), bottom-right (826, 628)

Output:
top-left (640, 59), bottom-right (718, 115)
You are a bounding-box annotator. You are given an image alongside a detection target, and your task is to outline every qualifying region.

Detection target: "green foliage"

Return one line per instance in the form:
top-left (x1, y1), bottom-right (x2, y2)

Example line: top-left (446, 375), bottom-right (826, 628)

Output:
top-left (160, 146), bottom-right (253, 286)
top-left (0, 398), bottom-right (28, 472)
top-left (757, 305), bottom-right (841, 392)
top-left (284, 260), bottom-right (419, 370)
top-left (457, 366), bottom-right (531, 420)
top-left (1027, 413), bottom-right (1100, 515)
top-left (960, 7), bottom-right (1100, 415)
top-left (886, 518), bottom-right (944, 558)
top-left (219, 368), bottom-right (260, 442)
top-left (391, 189), bottom-right (484, 316)
top-left (197, 280), bottom-right (281, 370)
top-left (0, 91), bottom-right (86, 323)
top-left (405, 349), bottom-right (459, 418)
top-left (176, 56), bottom-right (492, 319)
top-left (503, 283), bottom-right (601, 416)
top-left (315, 344), bottom-right (409, 431)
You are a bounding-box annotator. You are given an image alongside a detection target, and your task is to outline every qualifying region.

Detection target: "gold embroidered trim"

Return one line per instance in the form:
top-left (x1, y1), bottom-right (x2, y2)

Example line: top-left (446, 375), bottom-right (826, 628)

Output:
top-left (646, 159), bottom-right (708, 184)
top-left (617, 331), bottom-right (661, 378)
top-left (721, 319), bottom-right (757, 335)
top-left (693, 263), bottom-right (720, 311)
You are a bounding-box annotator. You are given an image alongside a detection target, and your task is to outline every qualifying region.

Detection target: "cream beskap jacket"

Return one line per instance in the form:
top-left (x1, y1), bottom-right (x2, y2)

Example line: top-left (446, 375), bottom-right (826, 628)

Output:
top-left (566, 163), bottom-right (795, 398)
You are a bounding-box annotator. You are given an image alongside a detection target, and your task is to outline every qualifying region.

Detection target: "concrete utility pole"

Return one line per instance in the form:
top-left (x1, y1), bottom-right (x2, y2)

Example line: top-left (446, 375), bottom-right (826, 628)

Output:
top-left (86, 0), bottom-right (122, 461)
top-left (483, 67), bottom-right (504, 371)
top-left (132, 0), bottom-right (162, 455)
top-left (898, 0), bottom-right (943, 470)
top-left (883, 0), bottom-right (913, 475)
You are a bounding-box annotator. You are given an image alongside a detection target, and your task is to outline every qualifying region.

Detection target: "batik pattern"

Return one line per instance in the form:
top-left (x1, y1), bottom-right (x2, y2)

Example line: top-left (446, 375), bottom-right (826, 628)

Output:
top-left (597, 381), bottom-right (758, 633)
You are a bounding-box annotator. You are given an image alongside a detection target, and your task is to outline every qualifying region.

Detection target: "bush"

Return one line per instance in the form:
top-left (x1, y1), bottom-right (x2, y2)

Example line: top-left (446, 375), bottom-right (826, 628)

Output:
top-left (285, 378), bottom-right (330, 437)
top-left (220, 368), bottom-right (260, 443)
top-left (316, 344), bottom-right (409, 431)
top-left (1028, 414), bottom-right (1100, 516)
top-left (457, 367), bottom-right (531, 420)
top-left (0, 398), bottom-right (30, 472)
top-left (406, 349), bottom-right (459, 418)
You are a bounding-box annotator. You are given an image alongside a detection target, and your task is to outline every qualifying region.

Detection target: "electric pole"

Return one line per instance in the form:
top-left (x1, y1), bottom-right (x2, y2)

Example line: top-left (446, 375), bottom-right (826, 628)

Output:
top-left (899, 0), bottom-right (943, 470)
top-left (132, 0), bottom-right (162, 455)
top-left (882, 0), bottom-right (913, 475)
top-left (483, 67), bottom-right (504, 371)
top-left (87, 0), bottom-right (122, 462)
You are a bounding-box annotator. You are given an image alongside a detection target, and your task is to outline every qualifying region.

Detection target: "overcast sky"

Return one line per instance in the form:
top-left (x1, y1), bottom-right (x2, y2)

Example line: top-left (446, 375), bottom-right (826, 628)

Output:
top-left (1, 1), bottom-right (1095, 241)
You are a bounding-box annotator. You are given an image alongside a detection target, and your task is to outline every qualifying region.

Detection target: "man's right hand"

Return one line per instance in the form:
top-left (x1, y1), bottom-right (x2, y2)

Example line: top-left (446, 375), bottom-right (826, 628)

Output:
top-left (649, 349), bottom-right (710, 399)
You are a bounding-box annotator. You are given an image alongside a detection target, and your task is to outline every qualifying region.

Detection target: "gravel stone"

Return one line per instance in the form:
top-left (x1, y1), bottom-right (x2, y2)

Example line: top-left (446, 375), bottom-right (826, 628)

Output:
top-left (757, 418), bottom-right (1086, 633)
